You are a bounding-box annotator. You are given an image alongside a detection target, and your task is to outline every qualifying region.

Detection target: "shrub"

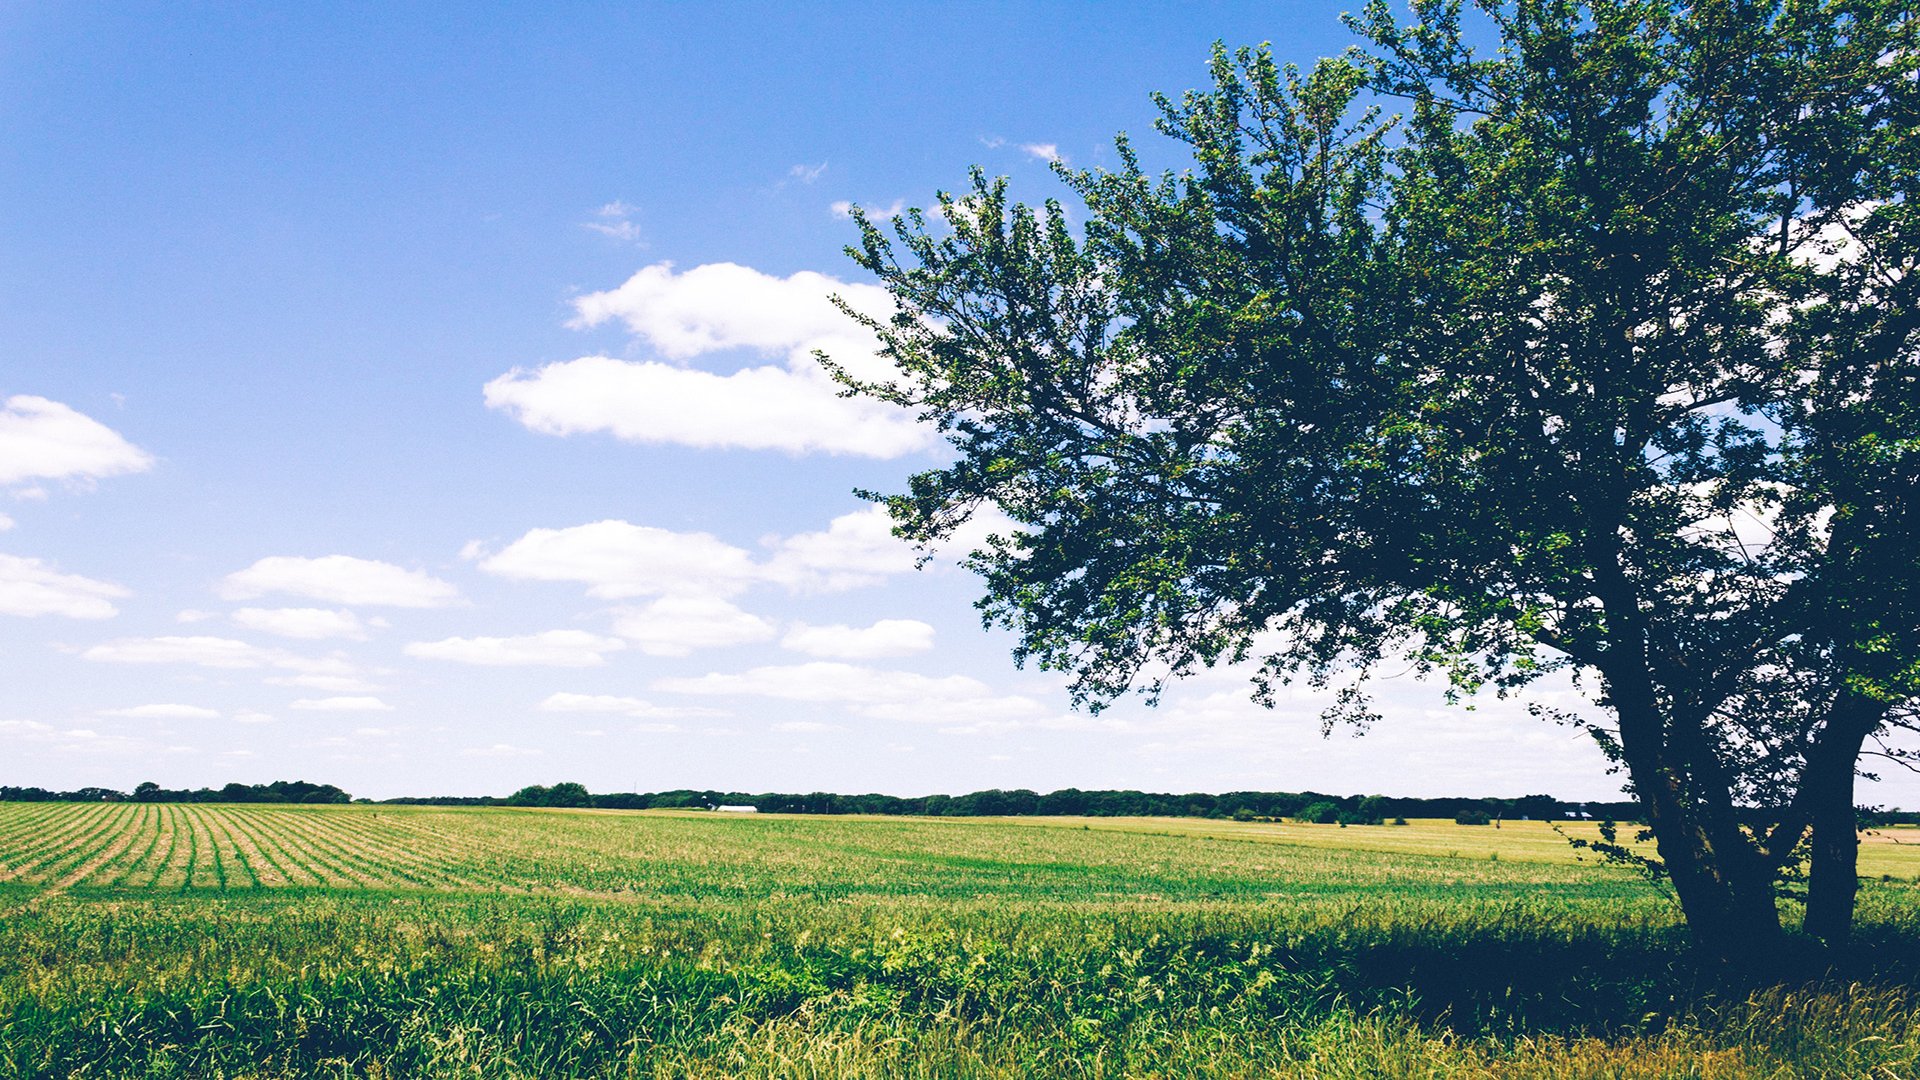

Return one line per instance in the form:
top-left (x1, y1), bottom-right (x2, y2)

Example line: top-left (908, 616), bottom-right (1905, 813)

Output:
top-left (1455, 809), bottom-right (1492, 826)
top-left (1298, 801), bottom-right (1341, 824)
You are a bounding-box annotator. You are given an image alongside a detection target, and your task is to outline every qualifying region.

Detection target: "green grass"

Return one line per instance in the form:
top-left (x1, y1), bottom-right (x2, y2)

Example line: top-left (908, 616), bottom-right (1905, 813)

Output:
top-left (3, 803), bottom-right (1920, 1077)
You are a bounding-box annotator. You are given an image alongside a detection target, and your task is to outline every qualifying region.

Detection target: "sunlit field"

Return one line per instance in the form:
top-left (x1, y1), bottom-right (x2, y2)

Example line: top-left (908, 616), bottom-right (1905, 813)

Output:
top-left (6, 803), bottom-right (1920, 1077)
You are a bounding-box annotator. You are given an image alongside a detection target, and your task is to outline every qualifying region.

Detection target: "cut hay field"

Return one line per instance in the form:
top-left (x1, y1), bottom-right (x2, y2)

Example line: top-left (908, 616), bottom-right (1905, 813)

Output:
top-left (5, 803), bottom-right (1920, 1078)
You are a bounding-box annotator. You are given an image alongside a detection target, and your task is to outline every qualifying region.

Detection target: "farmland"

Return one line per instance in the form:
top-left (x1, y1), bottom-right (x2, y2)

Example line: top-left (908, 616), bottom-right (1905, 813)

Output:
top-left (5, 804), bottom-right (1920, 1077)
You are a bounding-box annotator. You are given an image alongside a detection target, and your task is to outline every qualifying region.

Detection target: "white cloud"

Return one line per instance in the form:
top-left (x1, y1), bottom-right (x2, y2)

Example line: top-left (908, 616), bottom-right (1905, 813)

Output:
top-left (830, 198), bottom-right (906, 220)
top-left (479, 505), bottom-right (1015, 606)
top-left (266, 672), bottom-right (380, 693)
top-left (290, 696), bottom-right (394, 712)
top-left (654, 661), bottom-right (1050, 726)
top-left (484, 355), bottom-right (927, 457)
top-left (479, 520), bottom-right (759, 598)
top-left (781, 619), bottom-right (935, 659)
top-left (0, 395), bottom-right (153, 487)
top-left (763, 505), bottom-right (919, 591)
top-left (584, 201), bottom-right (643, 243)
top-left (485, 262), bottom-right (929, 457)
top-left (1018, 142), bottom-right (1062, 162)
top-left (81, 635), bottom-right (353, 675)
top-left (611, 595), bottom-right (776, 656)
top-left (100, 704), bottom-right (221, 719)
top-left (230, 606), bottom-right (369, 641)
top-left (231, 710), bottom-right (275, 725)
top-left (0, 513), bottom-right (12, 531)
top-left (221, 555), bottom-right (459, 608)
top-left (0, 553), bottom-right (128, 618)
top-left (789, 162), bottom-right (827, 183)
top-left (404, 630), bottom-right (626, 667)
top-left (569, 262), bottom-right (890, 365)
top-left (461, 743), bottom-right (540, 758)
top-left (536, 691), bottom-right (721, 720)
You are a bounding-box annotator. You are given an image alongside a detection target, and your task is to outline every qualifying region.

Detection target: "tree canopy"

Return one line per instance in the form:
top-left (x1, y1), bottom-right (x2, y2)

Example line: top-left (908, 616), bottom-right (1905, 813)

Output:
top-left (835, 0), bottom-right (1919, 960)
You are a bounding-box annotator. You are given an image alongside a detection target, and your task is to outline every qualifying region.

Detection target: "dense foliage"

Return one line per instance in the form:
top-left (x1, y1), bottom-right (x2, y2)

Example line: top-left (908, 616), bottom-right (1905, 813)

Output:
top-left (835, 0), bottom-right (1920, 958)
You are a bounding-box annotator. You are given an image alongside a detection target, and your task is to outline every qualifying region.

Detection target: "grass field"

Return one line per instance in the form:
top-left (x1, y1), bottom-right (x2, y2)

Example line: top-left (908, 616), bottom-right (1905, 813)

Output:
top-left (4, 803), bottom-right (1920, 1077)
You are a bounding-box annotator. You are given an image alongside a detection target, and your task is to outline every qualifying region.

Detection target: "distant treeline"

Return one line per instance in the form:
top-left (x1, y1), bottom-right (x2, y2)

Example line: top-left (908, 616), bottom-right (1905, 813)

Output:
top-left (12, 780), bottom-right (1918, 825)
top-left (0, 780), bottom-right (349, 804)
top-left (387, 783), bottom-right (1654, 823)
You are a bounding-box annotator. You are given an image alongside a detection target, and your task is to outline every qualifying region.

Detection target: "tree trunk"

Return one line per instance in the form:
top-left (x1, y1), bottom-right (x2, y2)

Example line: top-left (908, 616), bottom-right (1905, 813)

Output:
top-left (1605, 663), bottom-right (1784, 964)
top-left (1801, 697), bottom-right (1883, 944)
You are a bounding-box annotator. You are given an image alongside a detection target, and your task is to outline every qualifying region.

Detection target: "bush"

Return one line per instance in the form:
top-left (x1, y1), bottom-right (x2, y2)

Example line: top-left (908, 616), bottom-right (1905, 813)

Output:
top-left (1455, 809), bottom-right (1492, 826)
top-left (1298, 801), bottom-right (1341, 824)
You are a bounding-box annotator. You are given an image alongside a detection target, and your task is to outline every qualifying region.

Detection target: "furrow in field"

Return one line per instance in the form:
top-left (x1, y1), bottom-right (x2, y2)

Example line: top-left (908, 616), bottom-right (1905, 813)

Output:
top-left (224, 807), bottom-right (329, 888)
top-left (0, 803), bottom-right (71, 880)
top-left (108, 805), bottom-right (169, 888)
top-left (0, 802), bottom-right (70, 856)
top-left (0, 802), bottom-right (110, 878)
top-left (148, 804), bottom-right (198, 890)
top-left (264, 807), bottom-right (410, 883)
top-left (178, 806), bottom-right (233, 890)
top-left (296, 812), bottom-right (443, 888)
top-left (9, 803), bottom-right (120, 883)
top-left (69, 804), bottom-right (157, 888)
top-left (229, 806), bottom-right (356, 887)
top-left (31, 805), bottom-right (135, 885)
top-left (333, 810), bottom-right (551, 888)
top-left (228, 807), bottom-right (375, 888)
top-left (175, 804), bottom-right (207, 891)
top-left (202, 806), bottom-right (277, 887)
top-left (313, 811), bottom-right (485, 890)
top-left (46, 806), bottom-right (153, 893)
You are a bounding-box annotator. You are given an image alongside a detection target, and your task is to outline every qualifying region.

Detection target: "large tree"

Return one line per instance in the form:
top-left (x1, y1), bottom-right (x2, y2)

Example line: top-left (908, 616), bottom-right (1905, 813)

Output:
top-left (834, 0), bottom-right (1918, 961)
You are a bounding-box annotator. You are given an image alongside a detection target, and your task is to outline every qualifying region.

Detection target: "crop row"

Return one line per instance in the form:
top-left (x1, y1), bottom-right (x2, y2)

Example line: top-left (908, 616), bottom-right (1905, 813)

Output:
top-left (0, 803), bottom-right (486, 893)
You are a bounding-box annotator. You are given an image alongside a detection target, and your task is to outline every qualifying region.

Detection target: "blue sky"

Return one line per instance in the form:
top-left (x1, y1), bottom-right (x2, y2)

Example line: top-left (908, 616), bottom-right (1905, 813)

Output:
top-left (0, 1), bottom-right (1758, 802)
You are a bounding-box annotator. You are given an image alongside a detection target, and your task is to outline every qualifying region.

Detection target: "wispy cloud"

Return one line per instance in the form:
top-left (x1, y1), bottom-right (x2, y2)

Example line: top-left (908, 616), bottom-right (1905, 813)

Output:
top-left (583, 200), bottom-right (644, 243)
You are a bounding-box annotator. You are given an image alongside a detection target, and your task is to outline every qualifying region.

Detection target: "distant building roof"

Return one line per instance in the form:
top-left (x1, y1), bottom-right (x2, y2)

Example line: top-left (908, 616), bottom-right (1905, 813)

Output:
top-left (714, 804), bottom-right (759, 813)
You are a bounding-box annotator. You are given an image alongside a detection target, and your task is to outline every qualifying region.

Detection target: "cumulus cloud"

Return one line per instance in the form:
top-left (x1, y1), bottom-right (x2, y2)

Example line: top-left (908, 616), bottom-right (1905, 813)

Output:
top-left (100, 704), bottom-right (221, 719)
top-left (477, 505), bottom-right (1015, 605)
top-left (478, 520), bottom-right (759, 598)
top-left (290, 696), bottom-right (394, 712)
top-left (219, 556), bottom-right (456, 609)
top-left (781, 619), bottom-right (935, 659)
top-left (221, 555), bottom-right (459, 608)
top-left (654, 661), bottom-right (1050, 726)
top-left (1018, 142), bottom-right (1063, 162)
top-left (230, 606), bottom-right (369, 641)
top-left (404, 630), bottom-right (626, 667)
top-left (485, 356), bottom-right (927, 457)
top-left (569, 262), bottom-right (890, 366)
top-left (0, 554), bottom-right (128, 618)
top-left (0, 513), bottom-right (13, 531)
top-left (611, 596), bottom-right (777, 656)
top-left (762, 505), bottom-right (920, 591)
top-left (0, 395), bottom-right (153, 487)
top-left (485, 262), bottom-right (930, 457)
